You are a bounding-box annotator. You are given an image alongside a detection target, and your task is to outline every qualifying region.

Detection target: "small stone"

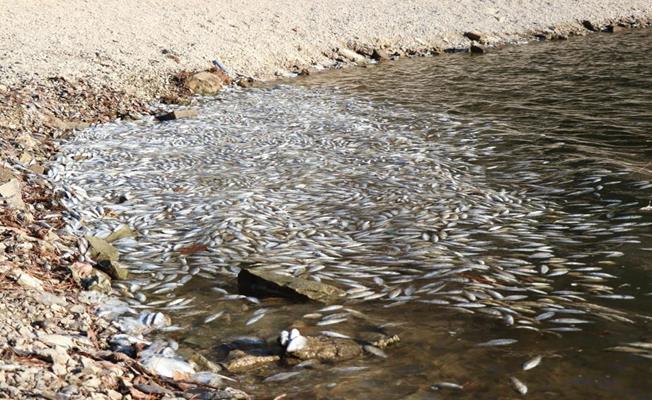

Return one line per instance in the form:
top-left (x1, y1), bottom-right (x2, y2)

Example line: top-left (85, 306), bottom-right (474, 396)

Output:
top-left (582, 20), bottom-right (598, 31)
top-left (606, 24), bottom-right (626, 33)
top-left (10, 269), bottom-right (44, 291)
top-left (155, 109), bottom-right (198, 122)
top-left (29, 163), bottom-right (45, 175)
top-left (464, 31), bottom-right (483, 41)
top-left (189, 353), bottom-right (222, 373)
top-left (470, 44), bottom-right (486, 54)
top-left (371, 48), bottom-right (390, 61)
top-left (337, 48), bottom-right (367, 64)
top-left (0, 178), bottom-right (26, 210)
top-left (237, 78), bottom-right (255, 88)
top-left (107, 389), bottom-right (122, 400)
top-left (38, 334), bottom-right (76, 349)
top-left (32, 291), bottom-right (67, 306)
top-left (69, 262), bottom-right (113, 293)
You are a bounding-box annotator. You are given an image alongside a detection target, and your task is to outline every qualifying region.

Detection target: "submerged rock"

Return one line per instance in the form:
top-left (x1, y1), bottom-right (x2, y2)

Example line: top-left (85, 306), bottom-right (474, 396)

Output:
top-left (238, 268), bottom-right (345, 304)
top-left (225, 351), bottom-right (280, 373)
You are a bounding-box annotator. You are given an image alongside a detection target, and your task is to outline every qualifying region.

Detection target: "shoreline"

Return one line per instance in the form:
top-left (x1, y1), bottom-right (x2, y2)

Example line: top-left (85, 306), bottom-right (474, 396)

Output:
top-left (1, 3), bottom-right (651, 399)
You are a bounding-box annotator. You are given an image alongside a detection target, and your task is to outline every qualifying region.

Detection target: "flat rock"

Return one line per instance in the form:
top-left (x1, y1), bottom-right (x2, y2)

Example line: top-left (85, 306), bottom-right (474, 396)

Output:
top-left (104, 225), bottom-right (137, 242)
top-left (238, 268), bottom-right (345, 304)
top-left (85, 235), bottom-right (119, 261)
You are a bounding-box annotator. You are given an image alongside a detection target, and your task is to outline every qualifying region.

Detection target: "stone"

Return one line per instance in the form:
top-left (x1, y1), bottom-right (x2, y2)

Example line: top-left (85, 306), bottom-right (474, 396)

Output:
top-left (337, 48), bottom-right (367, 64)
top-left (69, 262), bottom-right (113, 293)
top-left (0, 178), bottom-right (26, 210)
top-left (286, 335), bottom-right (362, 363)
top-left (238, 267), bottom-right (345, 304)
top-left (582, 20), bottom-right (598, 31)
top-left (104, 225), bottom-right (137, 243)
top-left (225, 352), bottom-right (280, 373)
top-left (185, 71), bottom-right (229, 95)
top-left (29, 164), bottom-right (45, 175)
top-left (470, 44), bottom-right (486, 54)
top-left (237, 77), bottom-right (255, 88)
top-left (96, 260), bottom-right (129, 280)
top-left (371, 48), bottom-right (390, 61)
top-left (155, 109), bottom-right (198, 122)
top-left (10, 269), bottom-right (44, 291)
top-left (39, 334), bottom-right (76, 349)
top-left (189, 353), bottom-right (222, 373)
top-left (85, 236), bottom-right (119, 262)
top-left (134, 383), bottom-right (170, 395)
top-left (464, 31), bottom-right (483, 41)
top-left (606, 24), bottom-right (626, 33)
top-left (32, 291), bottom-right (67, 306)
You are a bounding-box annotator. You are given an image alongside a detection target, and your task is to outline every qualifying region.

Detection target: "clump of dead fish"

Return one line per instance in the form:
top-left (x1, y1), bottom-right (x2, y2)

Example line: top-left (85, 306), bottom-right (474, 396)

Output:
top-left (47, 83), bottom-right (652, 395)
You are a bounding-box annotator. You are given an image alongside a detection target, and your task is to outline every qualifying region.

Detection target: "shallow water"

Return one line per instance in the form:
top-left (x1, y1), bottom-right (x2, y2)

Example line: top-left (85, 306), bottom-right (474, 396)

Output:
top-left (54, 29), bottom-right (652, 399)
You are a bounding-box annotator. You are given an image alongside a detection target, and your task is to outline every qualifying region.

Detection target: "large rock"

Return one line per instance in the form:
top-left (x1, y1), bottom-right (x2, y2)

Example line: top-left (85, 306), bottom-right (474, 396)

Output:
top-left (185, 71), bottom-right (229, 95)
top-left (238, 268), bottom-right (345, 304)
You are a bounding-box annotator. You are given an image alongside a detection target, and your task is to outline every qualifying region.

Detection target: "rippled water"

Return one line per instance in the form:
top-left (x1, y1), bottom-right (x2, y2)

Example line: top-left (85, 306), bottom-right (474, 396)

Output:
top-left (53, 29), bottom-right (652, 399)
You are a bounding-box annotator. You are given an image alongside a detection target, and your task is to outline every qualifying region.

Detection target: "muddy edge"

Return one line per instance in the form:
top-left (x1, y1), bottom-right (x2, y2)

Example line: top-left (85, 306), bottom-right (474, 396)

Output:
top-left (0, 14), bottom-right (650, 400)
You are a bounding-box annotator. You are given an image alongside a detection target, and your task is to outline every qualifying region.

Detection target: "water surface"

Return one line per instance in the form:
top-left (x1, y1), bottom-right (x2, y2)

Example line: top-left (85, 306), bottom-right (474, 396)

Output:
top-left (55, 29), bottom-right (652, 399)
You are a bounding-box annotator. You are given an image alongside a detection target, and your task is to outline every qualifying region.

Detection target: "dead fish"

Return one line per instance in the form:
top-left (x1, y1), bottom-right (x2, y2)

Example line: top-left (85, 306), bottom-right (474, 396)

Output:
top-left (476, 338), bottom-right (518, 347)
top-left (431, 382), bottom-right (463, 390)
top-left (263, 371), bottom-right (302, 382)
top-left (522, 355), bottom-right (542, 371)
top-left (510, 376), bottom-right (528, 395)
top-left (363, 345), bottom-right (387, 358)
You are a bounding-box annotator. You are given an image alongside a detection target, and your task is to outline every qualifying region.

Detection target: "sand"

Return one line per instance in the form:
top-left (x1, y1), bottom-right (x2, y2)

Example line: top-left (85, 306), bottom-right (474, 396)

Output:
top-left (1, 0), bottom-right (651, 94)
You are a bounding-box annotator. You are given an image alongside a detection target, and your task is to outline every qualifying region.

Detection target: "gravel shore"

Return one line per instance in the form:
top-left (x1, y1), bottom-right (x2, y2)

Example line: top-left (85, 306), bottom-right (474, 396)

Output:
top-left (1, 1), bottom-right (651, 399)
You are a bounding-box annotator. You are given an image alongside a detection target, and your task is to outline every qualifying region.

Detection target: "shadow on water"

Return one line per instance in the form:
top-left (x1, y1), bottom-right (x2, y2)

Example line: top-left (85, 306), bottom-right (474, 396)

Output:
top-left (57, 29), bottom-right (652, 399)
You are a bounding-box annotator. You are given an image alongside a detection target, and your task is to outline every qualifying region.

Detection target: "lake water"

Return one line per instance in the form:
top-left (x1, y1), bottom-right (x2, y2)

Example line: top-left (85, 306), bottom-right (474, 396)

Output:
top-left (54, 29), bottom-right (652, 399)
